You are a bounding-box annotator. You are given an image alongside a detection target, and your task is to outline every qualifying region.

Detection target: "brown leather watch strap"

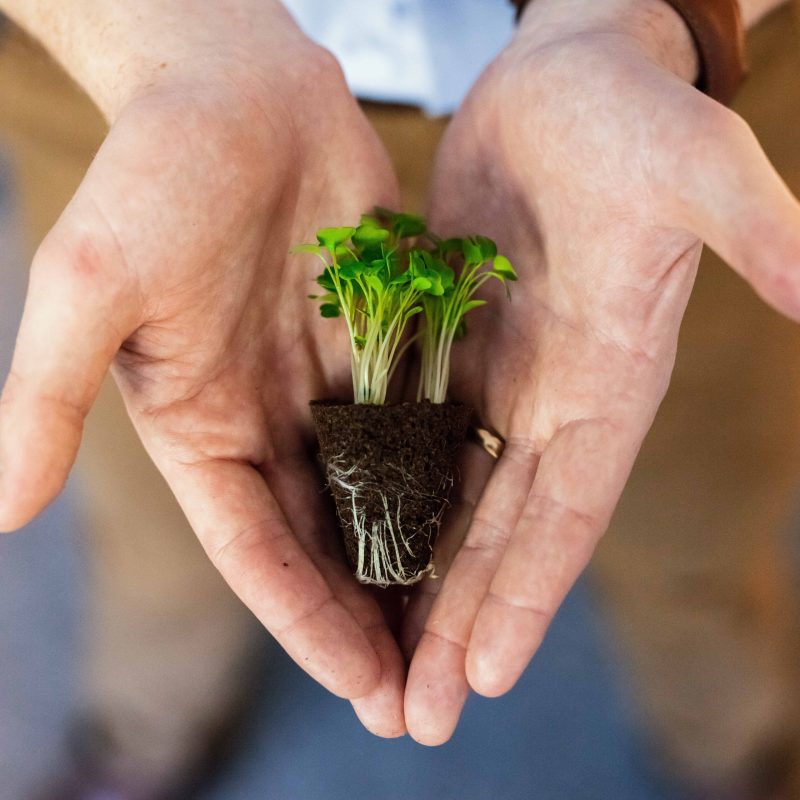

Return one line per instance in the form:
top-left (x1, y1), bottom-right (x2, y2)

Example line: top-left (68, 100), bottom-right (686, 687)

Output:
top-left (510, 0), bottom-right (748, 105)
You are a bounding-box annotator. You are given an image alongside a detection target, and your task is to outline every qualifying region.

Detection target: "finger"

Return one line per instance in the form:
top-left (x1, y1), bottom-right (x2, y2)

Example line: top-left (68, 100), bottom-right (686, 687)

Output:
top-left (466, 417), bottom-right (639, 697)
top-left (671, 102), bottom-right (800, 320)
top-left (161, 456), bottom-right (382, 700)
top-left (405, 438), bottom-right (539, 745)
top-left (401, 443), bottom-right (495, 659)
top-left (350, 621), bottom-right (407, 738)
top-left (0, 230), bottom-right (139, 531)
top-left (264, 452), bottom-right (406, 736)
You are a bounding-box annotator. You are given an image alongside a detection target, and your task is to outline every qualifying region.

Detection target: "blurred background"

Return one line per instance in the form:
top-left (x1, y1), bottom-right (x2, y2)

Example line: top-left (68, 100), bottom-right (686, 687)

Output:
top-left (1, 3), bottom-right (800, 800)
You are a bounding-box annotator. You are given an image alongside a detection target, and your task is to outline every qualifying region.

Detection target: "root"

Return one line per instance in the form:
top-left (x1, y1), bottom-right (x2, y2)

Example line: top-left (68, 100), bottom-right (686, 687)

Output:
top-left (326, 456), bottom-right (451, 587)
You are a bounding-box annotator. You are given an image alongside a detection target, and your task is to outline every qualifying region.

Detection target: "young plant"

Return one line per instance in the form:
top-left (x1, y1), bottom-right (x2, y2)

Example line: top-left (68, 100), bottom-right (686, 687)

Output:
top-left (415, 234), bottom-right (517, 402)
top-left (295, 210), bottom-right (517, 587)
top-left (294, 211), bottom-right (428, 404)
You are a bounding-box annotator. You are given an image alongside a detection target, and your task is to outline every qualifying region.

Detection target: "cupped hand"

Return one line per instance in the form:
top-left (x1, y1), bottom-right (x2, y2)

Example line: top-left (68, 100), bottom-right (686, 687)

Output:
top-left (404, 0), bottom-right (800, 744)
top-left (0, 9), bottom-right (406, 736)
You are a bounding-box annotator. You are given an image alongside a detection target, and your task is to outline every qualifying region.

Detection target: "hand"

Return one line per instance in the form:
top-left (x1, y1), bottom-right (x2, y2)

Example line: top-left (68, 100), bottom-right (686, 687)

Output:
top-left (0, 3), bottom-right (406, 736)
top-left (404, 0), bottom-right (800, 744)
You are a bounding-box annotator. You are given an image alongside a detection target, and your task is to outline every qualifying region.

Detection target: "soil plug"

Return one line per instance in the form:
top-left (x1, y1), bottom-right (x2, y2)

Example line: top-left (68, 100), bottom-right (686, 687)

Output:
top-left (294, 209), bottom-right (516, 586)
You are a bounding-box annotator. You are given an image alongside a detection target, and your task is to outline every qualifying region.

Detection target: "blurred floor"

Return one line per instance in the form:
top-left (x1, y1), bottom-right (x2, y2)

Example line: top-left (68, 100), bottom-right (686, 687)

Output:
top-left (197, 582), bottom-right (681, 800)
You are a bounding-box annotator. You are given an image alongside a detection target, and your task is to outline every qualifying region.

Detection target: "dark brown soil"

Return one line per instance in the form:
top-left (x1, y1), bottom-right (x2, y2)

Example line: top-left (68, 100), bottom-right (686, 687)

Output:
top-left (310, 401), bottom-right (471, 587)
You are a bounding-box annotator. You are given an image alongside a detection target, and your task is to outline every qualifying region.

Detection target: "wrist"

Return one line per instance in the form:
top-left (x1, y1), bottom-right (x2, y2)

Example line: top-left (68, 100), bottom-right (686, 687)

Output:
top-left (516, 0), bottom-right (700, 84)
top-left (3, 0), bottom-right (316, 122)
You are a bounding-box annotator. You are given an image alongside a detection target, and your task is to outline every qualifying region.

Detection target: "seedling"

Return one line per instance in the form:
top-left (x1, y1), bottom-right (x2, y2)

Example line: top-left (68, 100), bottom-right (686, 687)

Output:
top-left (294, 209), bottom-right (516, 586)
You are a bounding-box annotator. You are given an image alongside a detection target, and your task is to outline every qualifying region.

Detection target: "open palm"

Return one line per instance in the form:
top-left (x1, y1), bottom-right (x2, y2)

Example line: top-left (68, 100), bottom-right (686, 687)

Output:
top-left (0, 45), bottom-right (406, 736)
top-left (404, 27), bottom-right (800, 744)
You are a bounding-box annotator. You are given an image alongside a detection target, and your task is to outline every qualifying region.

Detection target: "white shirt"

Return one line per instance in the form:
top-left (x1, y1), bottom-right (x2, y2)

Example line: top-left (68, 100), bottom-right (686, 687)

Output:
top-left (281, 0), bottom-right (516, 115)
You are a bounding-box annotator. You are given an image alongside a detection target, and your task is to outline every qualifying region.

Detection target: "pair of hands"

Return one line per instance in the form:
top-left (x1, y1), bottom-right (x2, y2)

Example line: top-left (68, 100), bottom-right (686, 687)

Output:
top-left (2, 0), bottom-right (799, 744)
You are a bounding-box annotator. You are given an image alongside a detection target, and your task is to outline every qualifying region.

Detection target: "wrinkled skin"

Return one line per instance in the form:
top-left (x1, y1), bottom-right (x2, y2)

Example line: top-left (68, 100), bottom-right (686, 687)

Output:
top-left (0, 37), bottom-right (408, 736)
top-left (403, 22), bottom-right (800, 743)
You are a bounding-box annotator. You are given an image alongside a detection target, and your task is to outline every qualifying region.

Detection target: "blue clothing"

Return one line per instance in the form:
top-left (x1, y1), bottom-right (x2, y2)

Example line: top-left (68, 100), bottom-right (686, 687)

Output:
top-left (199, 582), bottom-right (684, 800)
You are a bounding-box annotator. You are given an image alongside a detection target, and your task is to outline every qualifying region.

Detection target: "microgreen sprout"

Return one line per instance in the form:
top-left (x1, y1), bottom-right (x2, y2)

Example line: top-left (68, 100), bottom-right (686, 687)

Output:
top-left (293, 209), bottom-right (516, 405)
top-left (417, 233), bottom-right (517, 402)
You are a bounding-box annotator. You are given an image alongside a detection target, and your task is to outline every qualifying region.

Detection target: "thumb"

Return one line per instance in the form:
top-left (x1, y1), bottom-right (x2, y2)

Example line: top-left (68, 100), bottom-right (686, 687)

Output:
top-left (0, 216), bottom-right (140, 531)
top-left (671, 105), bottom-right (800, 320)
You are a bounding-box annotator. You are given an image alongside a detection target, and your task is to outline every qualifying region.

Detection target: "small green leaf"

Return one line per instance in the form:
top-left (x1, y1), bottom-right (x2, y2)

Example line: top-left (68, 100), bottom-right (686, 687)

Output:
top-left (462, 299), bottom-right (487, 313)
top-left (392, 213), bottom-right (427, 239)
top-left (316, 268), bottom-right (337, 291)
top-left (353, 224), bottom-right (390, 246)
top-left (411, 276), bottom-right (432, 291)
top-left (320, 303), bottom-right (340, 318)
top-left (339, 262), bottom-right (365, 281)
top-left (317, 226), bottom-right (356, 249)
top-left (462, 238), bottom-right (483, 265)
top-left (360, 213), bottom-right (383, 228)
top-left (365, 274), bottom-right (384, 293)
top-left (373, 206), bottom-right (398, 222)
top-left (474, 235), bottom-right (497, 260)
top-left (354, 335), bottom-right (367, 349)
top-left (334, 244), bottom-right (354, 259)
top-left (493, 254), bottom-right (518, 280)
top-left (292, 243), bottom-right (326, 256)
top-left (421, 252), bottom-right (454, 290)
top-left (427, 283), bottom-right (445, 297)
top-left (388, 271), bottom-right (412, 286)
top-left (308, 292), bottom-right (339, 302)
top-left (406, 306), bottom-right (423, 317)
top-left (438, 237), bottom-right (463, 255)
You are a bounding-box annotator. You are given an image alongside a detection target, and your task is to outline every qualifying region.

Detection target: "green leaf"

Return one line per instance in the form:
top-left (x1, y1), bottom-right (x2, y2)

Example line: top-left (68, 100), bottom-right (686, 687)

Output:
top-left (406, 306), bottom-right (423, 317)
top-left (309, 292), bottom-right (339, 303)
top-left (373, 206), bottom-right (398, 222)
top-left (392, 213), bottom-right (427, 239)
top-left (462, 238), bottom-right (483, 265)
top-left (320, 303), bottom-right (341, 318)
top-left (438, 237), bottom-right (464, 255)
top-left (316, 268), bottom-right (337, 291)
top-left (411, 276), bottom-right (432, 291)
top-left (474, 235), bottom-right (497, 260)
top-left (353, 335), bottom-right (367, 349)
top-left (421, 252), bottom-right (454, 290)
top-left (360, 213), bottom-right (383, 228)
top-left (292, 243), bottom-right (327, 256)
top-left (317, 226), bottom-right (356, 249)
top-left (365, 273), bottom-right (384, 293)
top-left (493, 254), bottom-right (518, 281)
top-left (353, 224), bottom-right (390, 246)
top-left (335, 244), bottom-right (354, 259)
top-left (439, 265), bottom-right (455, 290)
top-left (388, 271), bottom-right (412, 286)
top-left (339, 261), bottom-right (365, 281)
top-left (462, 299), bottom-right (487, 313)
top-left (427, 282), bottom-right (445, 297)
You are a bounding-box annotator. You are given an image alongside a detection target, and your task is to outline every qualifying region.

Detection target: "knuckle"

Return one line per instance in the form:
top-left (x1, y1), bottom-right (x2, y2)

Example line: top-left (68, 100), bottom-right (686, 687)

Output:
top-left (305, 44), bottom-right (347, 88)
top-left (31, 223), bottom-right (141, 336)
top-left (33, 230), bottom-right (109, 289)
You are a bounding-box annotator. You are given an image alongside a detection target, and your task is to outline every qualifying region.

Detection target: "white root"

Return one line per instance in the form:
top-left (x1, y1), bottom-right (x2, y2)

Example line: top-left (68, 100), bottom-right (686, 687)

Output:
top-left (325, 455), bottom-right (451, 587)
